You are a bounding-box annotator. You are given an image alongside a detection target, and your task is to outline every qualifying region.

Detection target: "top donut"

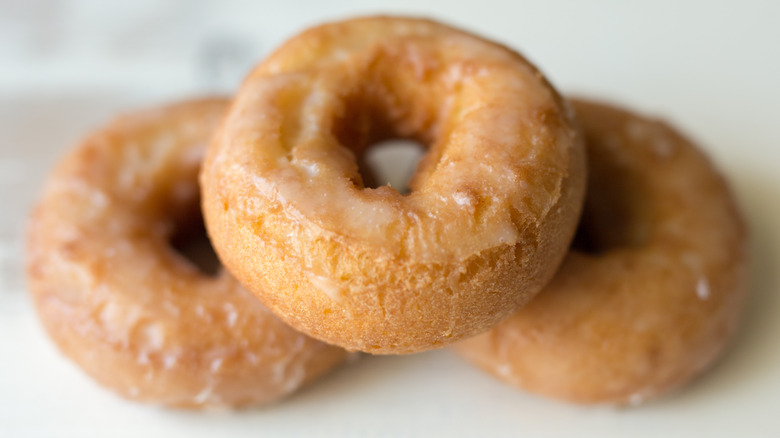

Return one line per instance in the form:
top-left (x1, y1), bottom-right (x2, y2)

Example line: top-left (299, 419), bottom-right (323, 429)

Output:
top-left (201, 16), bottom-right (586, 354)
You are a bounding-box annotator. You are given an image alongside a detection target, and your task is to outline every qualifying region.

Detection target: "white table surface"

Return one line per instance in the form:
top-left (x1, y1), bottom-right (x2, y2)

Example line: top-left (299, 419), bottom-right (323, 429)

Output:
top-left (2, 1), bottom-right (780, 437)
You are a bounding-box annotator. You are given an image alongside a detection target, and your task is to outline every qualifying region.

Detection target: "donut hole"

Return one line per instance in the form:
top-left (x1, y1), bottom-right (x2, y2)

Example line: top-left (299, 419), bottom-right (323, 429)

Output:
top-left (169, 205), bottom-right (222, 277)
top-left (570, 220), bottom-right (600, 254)
top-left (358, 139), bottom-right (426, 193)
top-left (571, 150), bottom-right (651, 255)
top-left (571, 203), bottom-right (638, 255)
top-left (331, 82), bottom-right (438, 195)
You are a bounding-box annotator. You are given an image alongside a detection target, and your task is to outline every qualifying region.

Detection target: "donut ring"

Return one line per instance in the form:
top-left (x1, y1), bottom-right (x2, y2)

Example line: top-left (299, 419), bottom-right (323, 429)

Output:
top-left (454, 99), bottom-right (749, 405)
top-left (201, 16), bottom-right (586, 354)
top-left (26, 99), bottom-right (350, 408)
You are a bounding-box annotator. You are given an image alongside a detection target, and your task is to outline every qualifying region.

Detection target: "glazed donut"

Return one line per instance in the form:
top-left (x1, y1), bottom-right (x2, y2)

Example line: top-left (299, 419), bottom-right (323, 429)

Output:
top-left (26, 99), bottom-right (350, 408)
top-left (201, 16), bottom-right (586, 354)
top-left (453, 98), bottom-right (749, 405)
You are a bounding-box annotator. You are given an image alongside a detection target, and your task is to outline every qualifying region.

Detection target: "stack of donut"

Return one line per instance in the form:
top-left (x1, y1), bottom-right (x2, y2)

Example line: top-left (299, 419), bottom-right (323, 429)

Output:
top-left (27, 16), bottom-right (748, 408)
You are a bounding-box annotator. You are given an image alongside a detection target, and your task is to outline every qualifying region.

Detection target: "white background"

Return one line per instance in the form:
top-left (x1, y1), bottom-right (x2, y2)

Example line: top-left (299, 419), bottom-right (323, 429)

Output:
top-left (2, 0), bottom-right (779, 436)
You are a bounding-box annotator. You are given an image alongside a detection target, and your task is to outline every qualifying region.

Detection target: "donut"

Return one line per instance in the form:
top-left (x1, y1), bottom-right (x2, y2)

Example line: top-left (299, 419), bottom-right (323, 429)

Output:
top-left (26, 98), bottom-right (351, 408)
top-left (453, 98), bottom-right (749, 405)
top-left (201, 16), bottom-right (586, 354)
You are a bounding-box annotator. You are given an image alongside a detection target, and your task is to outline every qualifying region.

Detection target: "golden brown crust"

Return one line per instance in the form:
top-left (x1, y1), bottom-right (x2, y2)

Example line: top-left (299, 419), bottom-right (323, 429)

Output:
top-left (201, 16), bottom-right (586, 354)
top-left (453, 98), bottom-right (749, 405)
top-left (26, 99), bottom-right (350, 408)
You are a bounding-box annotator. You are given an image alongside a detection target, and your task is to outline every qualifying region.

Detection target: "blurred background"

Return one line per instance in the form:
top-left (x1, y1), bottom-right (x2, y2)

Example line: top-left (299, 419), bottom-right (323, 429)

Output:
top-left (2, 1), bottom-right (779, 437)
top-left (4, 0), bottom-right (778, 105)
